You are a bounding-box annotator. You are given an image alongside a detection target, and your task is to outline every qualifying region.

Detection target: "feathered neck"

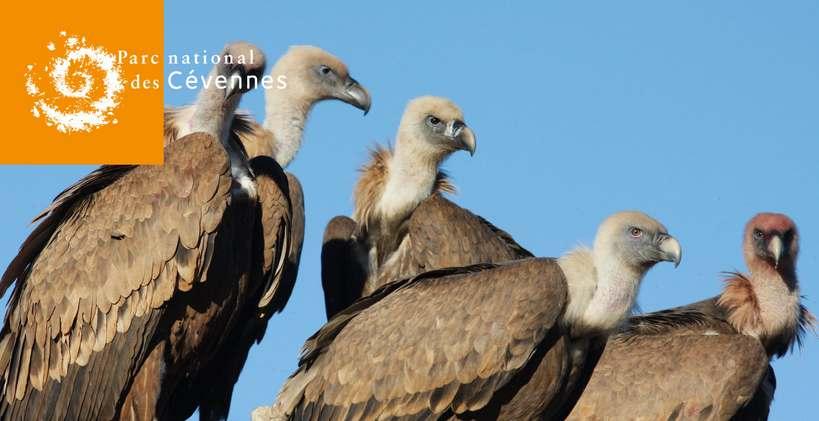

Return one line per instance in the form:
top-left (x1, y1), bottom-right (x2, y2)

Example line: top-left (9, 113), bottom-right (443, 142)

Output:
top-left (718, 262), bottom-right (814, 357)
top-left (179, 66), bottom-right (241, 145)
top-left (378, 138), bottom-right (442, 216)
top-left (352, 143), bottom-right (455, 276)
top-left (353, 144), bottom-right (454, 233)
top-left (262, 88), bottom-right (312, 167)
top-left (558, 246), bottom-right (645, 336)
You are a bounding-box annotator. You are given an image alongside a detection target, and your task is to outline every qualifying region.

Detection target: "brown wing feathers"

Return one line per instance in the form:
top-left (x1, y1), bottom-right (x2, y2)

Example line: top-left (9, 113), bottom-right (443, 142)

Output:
top-left (373, 195), bottom-right (533, 290)
top-left (302, 264), bottom-right (500, 369)
top-left (265, 172), bottom-right (305, 318)
top-left (566, 297), bottom-right (773, 420)
top-left (320, 216), bottom-right (367, 319)
top-left (158, 157), bottom-right (303, 421)
top-left (247, 156), bottom-right (303, 316)
top-left (567, 332), bottom-right (769, 420)
top-left (324, 176), bottom-right (530, 318)
top-left (288, 259), bottom-right (568, 420)
top-left (0, 133), bottom-right (233, 418)
top-left (0, 164), bottom-right (135, 299)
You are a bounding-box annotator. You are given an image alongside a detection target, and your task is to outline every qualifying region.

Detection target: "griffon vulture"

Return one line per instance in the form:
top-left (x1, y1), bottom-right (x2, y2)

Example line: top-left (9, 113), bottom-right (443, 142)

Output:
top-left (0, 43), bottom-right (267, 420)
top-left (162, 46), bottom-right (371, 420)
top-left (322, 96), bottom-right (534, 319)
top-left (568, 213), bottom-right (815, 420)
top-left (165, 45), bottom-right (372, 166)
top-left (256, 211), bottom-right (682, 420)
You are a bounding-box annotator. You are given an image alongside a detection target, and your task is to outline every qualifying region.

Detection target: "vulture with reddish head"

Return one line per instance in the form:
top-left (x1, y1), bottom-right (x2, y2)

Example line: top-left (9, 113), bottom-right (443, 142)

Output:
top-left (162, 45), bottom-right (371, 420)
top-left (0, 42), bottom-right (265, 420)
top-left (568, 213), bottom-right (815, 420)
top-left (321, 96), bottom-right (534, 319)
top-left (256, 211), bottom-right (682, 420)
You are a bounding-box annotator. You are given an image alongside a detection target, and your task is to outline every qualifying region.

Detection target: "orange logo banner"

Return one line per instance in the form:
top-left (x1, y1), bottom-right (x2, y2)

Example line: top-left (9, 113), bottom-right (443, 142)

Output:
top-left (2, 0), bottom-right (163, 164)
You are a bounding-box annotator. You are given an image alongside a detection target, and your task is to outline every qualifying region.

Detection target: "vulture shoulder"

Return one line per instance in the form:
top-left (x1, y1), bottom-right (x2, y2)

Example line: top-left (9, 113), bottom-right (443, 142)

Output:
top-left (165, 107), bottom-right (274, 160)
top-left (375, 194), bottom-right (533, 287)
top-left (0, 165), bottom-right (135, 298)
top-left (617, 297), bottom-right (735, 338)
top-left (0, 133), bottom-right (233, 419)
top-left (320, 216), bottom-right (367, 319)
top-left (279, 258), bottom-right (567, 420)
top-left (569, 301), bottom-right (770, 420)
top-left (232, 113), bottom-right (276, 160)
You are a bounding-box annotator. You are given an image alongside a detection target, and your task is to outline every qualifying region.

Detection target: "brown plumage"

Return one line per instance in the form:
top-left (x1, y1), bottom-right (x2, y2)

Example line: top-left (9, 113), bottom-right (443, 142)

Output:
top-left (0, 43), bottom-right (301, 421)
top-left (568, 213), bottom-right (815, 420)
top-left (322, 97), bottom-right (499, 319)
top-left (351, 96), bottom-right (474, 255)
top-left (320, 216), bottom-right (367, 320)
top-left (165, 159), bottom-right (305, 421)
top-left (0, 131), bottom-right (237, 420)
top-left (322, 194), bottom-right (531, 320)
top-left (157, 45), bottom-right (370, 420)
top-left (261, 211), bottom-right (681, 420)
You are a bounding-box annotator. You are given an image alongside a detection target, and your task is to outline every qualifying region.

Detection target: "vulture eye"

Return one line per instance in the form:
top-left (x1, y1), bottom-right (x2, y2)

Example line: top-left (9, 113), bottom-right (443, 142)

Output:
top-left (319, 65), bottom-right (332, 75)
top-left (753, 230), bottom-right (765, 240)
top-left (630, 227), bottom-right (643, 238)
top-left (427, 116), bottom-right (442, 126)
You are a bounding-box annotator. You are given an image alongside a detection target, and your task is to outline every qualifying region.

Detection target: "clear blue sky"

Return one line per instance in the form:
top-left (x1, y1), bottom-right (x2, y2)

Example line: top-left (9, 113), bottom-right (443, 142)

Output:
top-left (1, 1), bottom-right (817, 419)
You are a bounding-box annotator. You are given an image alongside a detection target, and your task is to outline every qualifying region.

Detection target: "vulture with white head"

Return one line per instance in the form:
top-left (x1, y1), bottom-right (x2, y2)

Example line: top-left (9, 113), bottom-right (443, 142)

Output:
top-left (0, 43), bottom-right (266, 420)
top-left (321, 96), bottom-right (533, 319)
top-left (257, 211), bottom-right (682, 420)
top-left (162, 46), bottom-right (371, 420)
top-left (165, 45), bottom-right (371, 166)
top-left (568, 213), bottom-right (815, 420)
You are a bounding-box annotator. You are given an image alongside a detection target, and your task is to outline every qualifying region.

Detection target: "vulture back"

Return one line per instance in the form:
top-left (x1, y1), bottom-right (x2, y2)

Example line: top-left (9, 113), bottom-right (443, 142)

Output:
top-left (0, 133), bottom-right (235, 420)
top-left (279, 259), bottom-right (572, 420)
top-left (568, 300), bottom-right (773, 420)
top-left (321, 194), bottom-right (532, 318)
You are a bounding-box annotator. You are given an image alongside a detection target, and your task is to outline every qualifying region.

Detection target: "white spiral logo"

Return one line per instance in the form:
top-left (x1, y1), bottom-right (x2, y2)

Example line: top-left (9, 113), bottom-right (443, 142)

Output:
top-left (25, 32), bottom-right (124, 134)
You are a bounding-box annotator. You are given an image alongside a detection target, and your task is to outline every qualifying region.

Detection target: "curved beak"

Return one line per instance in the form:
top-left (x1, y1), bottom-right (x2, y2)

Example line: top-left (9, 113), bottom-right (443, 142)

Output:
top-left (445, 121), bottom-right (477, 156)
top-left (340, 77), bottom-right (371, 115)
top-left (658, 236), bottom-right (682, 268)
top-left (768, 235), bottom-right (783, 268)
top-left (225, 69), bottom-right (244, 101)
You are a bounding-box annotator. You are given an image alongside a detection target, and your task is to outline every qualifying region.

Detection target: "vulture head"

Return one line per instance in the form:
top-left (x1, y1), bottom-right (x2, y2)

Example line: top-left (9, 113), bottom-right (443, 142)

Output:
top-left (267, 45), bottom-right (371, 114)
top-left (351, 96), bottom-right (474, 249)
top-left (719, 213), bottom-right (812, 355)
top-left (595, 211), bottom-right (683, 270)
top-left (397, 96), bottom-right (477, 162)
top-left (743, 213), bottom-right (798, 276)
top-left (221, 41), bottom-right (267, 99)
top-left (564, 211), bottom-right (682, 334)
